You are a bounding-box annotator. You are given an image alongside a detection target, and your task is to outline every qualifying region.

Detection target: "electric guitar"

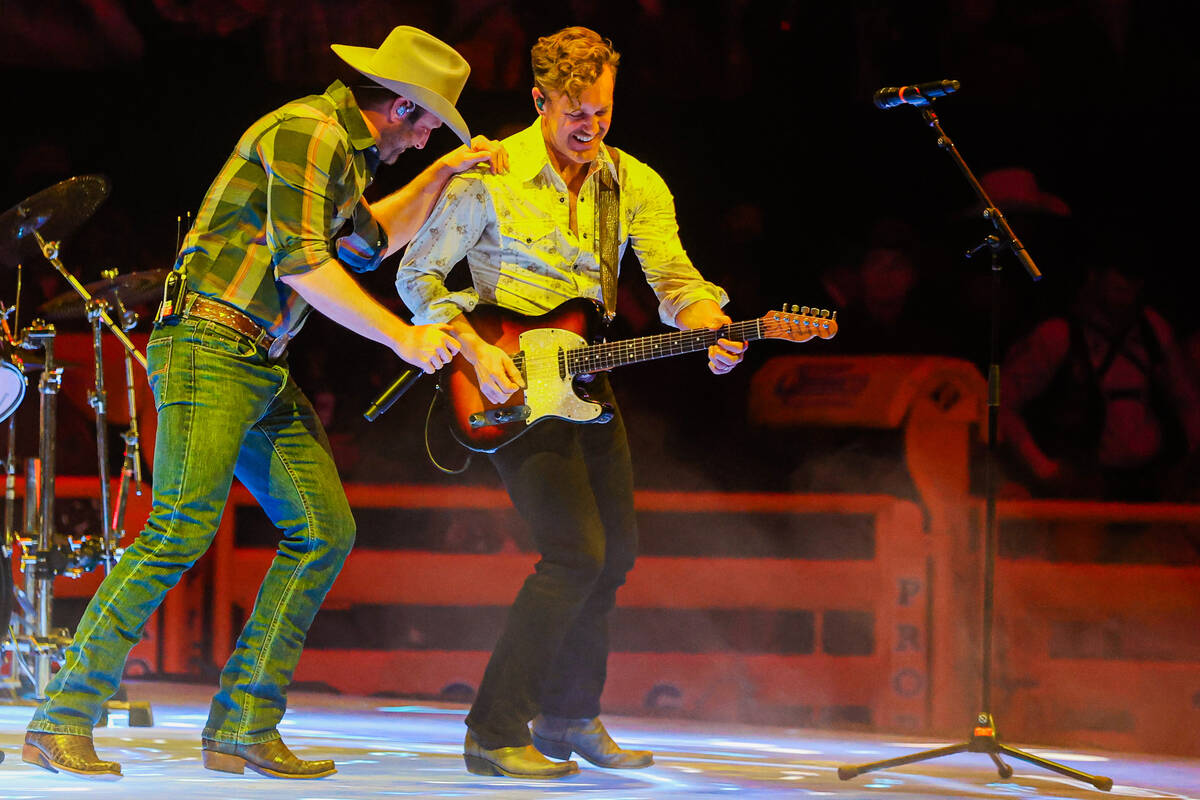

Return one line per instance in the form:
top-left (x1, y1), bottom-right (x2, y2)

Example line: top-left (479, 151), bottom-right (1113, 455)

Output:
top-left (440, 298), bottom-right (837, 453)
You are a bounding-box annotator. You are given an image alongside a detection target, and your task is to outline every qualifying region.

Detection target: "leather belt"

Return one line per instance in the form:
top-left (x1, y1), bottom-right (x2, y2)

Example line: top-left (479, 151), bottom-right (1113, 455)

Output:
top-left (181, 294), bottom-right (289, 358)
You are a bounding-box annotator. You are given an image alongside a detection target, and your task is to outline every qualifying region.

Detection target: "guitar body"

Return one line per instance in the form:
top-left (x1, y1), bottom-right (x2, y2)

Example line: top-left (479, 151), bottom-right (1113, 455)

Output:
top-left (439, 297), bottom-right (838, 453)
top-left (441, 298), bottom-right (614, 453)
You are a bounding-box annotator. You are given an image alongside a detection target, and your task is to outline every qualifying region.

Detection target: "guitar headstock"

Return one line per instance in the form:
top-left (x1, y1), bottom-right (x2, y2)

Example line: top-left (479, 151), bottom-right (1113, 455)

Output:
top-left (759, 304), bottom-right (839, 342)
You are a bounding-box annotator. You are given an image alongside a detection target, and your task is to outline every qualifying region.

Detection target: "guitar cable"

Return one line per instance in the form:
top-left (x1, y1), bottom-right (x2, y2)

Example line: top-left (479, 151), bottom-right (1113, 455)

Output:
top-left (362, 370), bottom-right (474, 475)
top-left (424, 389), bottom-right (473, 475)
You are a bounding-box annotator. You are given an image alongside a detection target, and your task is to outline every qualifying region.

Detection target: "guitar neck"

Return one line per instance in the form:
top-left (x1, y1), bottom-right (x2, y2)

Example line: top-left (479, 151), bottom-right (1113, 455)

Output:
top-left (565, 319), bottom-right (763, 375)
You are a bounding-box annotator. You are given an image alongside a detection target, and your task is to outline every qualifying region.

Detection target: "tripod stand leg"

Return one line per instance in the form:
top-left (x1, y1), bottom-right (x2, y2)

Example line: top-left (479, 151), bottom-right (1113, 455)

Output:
top-left (837, 742), bottom-right (969, 780)
top-left (997, 744), bottom-right (1113, 791)
top-left (98, 699), bottom-right (155, 728)
top-left (987, 750), bottom-right (1012, 779)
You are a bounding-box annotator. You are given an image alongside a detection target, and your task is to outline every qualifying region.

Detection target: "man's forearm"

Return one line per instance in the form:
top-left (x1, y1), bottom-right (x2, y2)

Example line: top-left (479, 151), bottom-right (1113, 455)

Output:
top-left (281, 259), bottom-right (408, 349)
top-left (372, 160), bottom-right (457, 255)
top-left (443, 312), bottom-right (489, 361)
top-left (674, 298), bottom-right (727, 330)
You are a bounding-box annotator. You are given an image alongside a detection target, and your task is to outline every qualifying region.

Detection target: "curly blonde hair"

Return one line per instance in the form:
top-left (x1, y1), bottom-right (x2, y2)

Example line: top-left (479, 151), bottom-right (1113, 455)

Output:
top-left (531, 26), bottom-right (620, 103)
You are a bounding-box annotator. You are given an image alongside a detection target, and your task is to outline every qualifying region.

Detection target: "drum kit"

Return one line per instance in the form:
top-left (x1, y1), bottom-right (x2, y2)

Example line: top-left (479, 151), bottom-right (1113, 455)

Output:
top-left (1, 175), bottom-right (159, 723)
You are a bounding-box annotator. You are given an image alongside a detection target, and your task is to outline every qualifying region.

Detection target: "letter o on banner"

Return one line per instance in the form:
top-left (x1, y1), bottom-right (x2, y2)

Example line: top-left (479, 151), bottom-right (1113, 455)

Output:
top-left (892, 668), bottom-right (926, 698)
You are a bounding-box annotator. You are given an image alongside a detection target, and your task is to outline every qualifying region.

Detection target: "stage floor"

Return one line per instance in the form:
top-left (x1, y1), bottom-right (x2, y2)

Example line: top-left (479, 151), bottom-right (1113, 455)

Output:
top-left (1, 681), bottom-right (1197, 799)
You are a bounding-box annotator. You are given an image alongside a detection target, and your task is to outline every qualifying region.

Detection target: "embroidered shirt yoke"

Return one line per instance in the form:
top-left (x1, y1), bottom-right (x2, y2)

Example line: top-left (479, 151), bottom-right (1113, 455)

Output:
top-left (396, 120), bottom-right (727, 327)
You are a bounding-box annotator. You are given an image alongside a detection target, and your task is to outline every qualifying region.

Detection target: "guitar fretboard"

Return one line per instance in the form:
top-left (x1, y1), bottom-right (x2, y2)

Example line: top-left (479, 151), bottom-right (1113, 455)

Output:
top-left (563, 319), bottom-right (765, 375)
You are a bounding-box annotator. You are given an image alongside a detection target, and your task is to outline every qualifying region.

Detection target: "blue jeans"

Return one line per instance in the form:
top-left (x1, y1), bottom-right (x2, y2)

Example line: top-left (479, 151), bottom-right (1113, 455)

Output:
top-left (28, 317), bottom-right (355, 744)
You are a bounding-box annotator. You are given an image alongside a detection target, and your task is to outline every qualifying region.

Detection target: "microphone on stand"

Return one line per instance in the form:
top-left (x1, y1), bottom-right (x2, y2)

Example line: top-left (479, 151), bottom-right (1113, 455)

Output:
top-left (874, 80), bottom-right (960, 109)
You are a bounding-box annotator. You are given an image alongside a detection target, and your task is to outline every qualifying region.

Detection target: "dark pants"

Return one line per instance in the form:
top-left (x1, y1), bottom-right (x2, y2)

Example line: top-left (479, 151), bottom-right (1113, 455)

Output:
top-left (466, 376), bottom-right (638, 748)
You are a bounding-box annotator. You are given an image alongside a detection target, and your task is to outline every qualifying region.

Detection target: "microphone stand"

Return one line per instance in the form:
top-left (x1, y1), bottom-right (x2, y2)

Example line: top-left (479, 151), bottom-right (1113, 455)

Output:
top-left (837, 101), bottom-right (1113, 792)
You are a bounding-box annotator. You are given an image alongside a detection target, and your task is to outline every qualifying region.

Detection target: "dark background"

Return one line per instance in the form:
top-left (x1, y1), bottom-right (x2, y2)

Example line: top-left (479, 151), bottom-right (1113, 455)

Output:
top-left (3, 0), bottom-right (1198, 494)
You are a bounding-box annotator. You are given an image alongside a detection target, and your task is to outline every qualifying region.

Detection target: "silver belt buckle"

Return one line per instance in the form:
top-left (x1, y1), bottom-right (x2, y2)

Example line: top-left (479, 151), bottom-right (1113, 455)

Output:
top-left (267, 332), bottom-right (290, 359)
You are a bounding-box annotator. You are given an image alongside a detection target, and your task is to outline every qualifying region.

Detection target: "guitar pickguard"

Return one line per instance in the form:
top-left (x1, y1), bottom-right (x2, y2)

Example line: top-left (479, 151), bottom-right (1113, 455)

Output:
top-left (519, 327), bottom-right (606, 424)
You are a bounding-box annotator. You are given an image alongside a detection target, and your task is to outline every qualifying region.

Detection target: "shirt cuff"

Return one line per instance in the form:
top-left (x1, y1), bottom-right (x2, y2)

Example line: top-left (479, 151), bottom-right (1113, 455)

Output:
top-left (412, 291), bottom-right (479, 326)
top-left (275, 239), bottom-right (334, 277)
top-left (336, 229), bottom-right (386, 273)
top-left (658, 284), bottom-right (731, 328)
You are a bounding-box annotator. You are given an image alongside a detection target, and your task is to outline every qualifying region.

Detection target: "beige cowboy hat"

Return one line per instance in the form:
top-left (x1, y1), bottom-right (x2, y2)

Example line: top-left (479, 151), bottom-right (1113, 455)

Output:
top-left (332, 26), bottom-right (471, 144)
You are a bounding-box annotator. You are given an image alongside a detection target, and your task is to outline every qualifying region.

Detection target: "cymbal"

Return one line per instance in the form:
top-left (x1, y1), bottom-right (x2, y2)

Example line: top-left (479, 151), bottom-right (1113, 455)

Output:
top-left (38, 269), bottom-right (168, 321)
top-left (0, 175), bottom-right (111, 268)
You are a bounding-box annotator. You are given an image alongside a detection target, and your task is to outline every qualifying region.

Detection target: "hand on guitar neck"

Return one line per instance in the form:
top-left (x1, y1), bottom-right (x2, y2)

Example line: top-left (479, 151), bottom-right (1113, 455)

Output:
top-left (674, 299), bottom-right (749, 375)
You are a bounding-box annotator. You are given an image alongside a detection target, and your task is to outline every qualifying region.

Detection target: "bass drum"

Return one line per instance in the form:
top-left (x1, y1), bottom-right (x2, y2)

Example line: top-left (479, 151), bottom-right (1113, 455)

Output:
top-left (0, 341), bottom-right (27, 423)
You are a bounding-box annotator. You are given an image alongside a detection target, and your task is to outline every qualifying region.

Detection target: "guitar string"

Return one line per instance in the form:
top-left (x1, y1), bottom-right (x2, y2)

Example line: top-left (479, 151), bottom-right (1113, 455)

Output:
top-left (532, 318), bottom-right (779, 376)
top-left (567, 319), bottom-right (762, 371)
top-left (510, 315), bottom-right (817, 378)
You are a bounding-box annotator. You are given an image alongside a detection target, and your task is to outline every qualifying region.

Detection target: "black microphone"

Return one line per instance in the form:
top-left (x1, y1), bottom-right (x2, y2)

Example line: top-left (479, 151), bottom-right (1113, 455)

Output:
top-left (874, 80), bottom-right (960, 109)
top-left (363, 368), bottom-right (422, 422)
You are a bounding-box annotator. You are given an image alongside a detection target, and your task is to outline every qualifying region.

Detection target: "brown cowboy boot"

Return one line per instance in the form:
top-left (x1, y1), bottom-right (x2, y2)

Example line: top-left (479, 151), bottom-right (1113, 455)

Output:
top-left (463, 731), bottom-right (579, 779)
top-left (201, 737), bottom-right (336, 779)
top-left (532, 715), bottom-right (654, 768)
top-left (22, 731), bottom-right (123, 780)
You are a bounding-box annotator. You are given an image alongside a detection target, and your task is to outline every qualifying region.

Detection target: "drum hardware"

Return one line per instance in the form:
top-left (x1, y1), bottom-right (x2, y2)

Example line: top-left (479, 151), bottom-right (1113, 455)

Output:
top-left (0, 178), bottom-right (152, 724)
top-left (85, 293), bottom-right (120, 574)
top-left (17, 323), bottom-right (69, 696)
top-left (113, 345), bottom-right (145, 533)
top-left (38, 268), bottom-right (169, 323)
top-left (27, 230), bottom-right (148, 372)
top-left (0, 303), bottom-right (29, 424)
top-left (0, 176), bottom-right (110, 270)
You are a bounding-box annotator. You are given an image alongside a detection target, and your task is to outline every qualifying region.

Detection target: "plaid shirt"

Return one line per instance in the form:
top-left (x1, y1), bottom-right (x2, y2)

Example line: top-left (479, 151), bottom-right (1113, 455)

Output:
top-left (176, 81), bottom-right (385, 337)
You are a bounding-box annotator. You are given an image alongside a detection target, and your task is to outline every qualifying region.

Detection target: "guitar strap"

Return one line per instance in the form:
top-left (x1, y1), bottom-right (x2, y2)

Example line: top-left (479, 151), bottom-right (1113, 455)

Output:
top-left (596, 147), bottom-right (622, 322)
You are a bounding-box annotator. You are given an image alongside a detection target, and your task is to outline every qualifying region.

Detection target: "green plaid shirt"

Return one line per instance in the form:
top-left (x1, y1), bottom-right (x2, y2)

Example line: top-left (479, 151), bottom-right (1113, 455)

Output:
top-left (175, 80), bottom-right (385, 337)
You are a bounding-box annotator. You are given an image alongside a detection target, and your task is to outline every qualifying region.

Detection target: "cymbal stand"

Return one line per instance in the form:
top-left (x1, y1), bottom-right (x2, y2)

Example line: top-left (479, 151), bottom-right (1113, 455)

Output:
top-left (21, 323), bottom-right (66, 697)
top-left (2, 416), bottom-right (18, 694)
top-left (83, 281), bottom-right (142, 575)
top-left (111, 318), bottom-right (145, 547)
top-left (22, 226), bottom-right (149, 572)
top-left (86, 299), bottom-right (117, 574)
top-left (4, 414), bottom-right (16, 562)
top-left (30, 230), bottom-right (146, 372)
top-left (30, 231), bottom-right (147, 571)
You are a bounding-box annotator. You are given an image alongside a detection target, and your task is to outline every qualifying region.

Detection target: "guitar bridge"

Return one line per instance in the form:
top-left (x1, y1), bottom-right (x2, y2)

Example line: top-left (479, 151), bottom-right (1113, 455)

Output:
top-left (469, 405), bottom-right (531, 429)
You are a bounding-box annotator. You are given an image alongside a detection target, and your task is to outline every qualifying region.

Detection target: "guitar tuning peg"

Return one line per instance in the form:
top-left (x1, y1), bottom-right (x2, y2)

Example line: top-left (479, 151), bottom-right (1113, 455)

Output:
top-left (790, 304), bottom-right (799, 313)
top-left (781, 303), bottom-right (788, 312)
top-left (800, 305), bottom-right (810, 315)
top-left (820, 309), bottom-right (830, 318)
top-left (832, 310), bottom-right (838, 320)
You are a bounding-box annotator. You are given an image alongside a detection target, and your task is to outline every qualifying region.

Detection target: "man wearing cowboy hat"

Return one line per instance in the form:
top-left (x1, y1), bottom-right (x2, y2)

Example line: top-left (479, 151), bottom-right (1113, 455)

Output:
top-left (23, 26), bottom-right (505, 781)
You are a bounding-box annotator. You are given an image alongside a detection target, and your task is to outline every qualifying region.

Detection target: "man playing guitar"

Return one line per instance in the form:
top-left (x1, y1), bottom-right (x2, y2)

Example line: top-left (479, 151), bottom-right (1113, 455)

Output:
top-left (397, 26), bottom-right (746, 779)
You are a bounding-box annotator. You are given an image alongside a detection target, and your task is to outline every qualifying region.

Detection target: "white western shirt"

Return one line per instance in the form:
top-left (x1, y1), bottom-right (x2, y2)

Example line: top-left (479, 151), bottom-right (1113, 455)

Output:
top-left (396, 120), bottom-right (728, 326)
